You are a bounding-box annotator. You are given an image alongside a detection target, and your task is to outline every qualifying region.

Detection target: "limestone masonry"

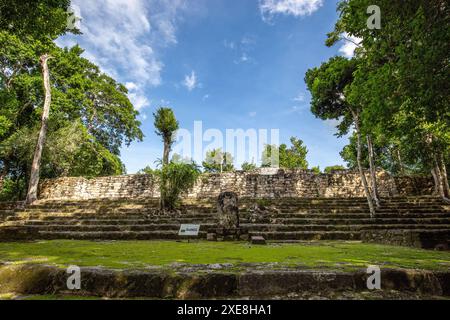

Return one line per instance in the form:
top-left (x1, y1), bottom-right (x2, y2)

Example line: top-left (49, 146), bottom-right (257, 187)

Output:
top-left (38, 169), bottom-right (433, 200)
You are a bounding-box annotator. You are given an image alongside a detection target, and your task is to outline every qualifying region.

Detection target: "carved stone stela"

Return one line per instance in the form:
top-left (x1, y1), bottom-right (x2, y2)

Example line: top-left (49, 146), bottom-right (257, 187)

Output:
top-left (217, 191), bottom-right (240, 229)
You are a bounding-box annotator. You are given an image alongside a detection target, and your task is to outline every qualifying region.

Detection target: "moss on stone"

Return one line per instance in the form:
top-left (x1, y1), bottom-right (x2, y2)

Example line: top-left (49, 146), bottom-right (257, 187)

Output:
top-left (0, 240), bottom-right (449, 271)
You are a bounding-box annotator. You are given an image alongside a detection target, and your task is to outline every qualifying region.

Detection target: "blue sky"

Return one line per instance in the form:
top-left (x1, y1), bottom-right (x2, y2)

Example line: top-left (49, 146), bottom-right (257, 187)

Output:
top-left (58, 0), bottom-right (358, 173)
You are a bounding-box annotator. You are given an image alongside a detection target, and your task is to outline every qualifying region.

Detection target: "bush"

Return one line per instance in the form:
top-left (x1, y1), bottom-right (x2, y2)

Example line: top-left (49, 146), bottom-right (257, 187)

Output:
top-left (241, 162), bottom-right (257, 172)
top-left (158, 161), bottom-right (201, 211)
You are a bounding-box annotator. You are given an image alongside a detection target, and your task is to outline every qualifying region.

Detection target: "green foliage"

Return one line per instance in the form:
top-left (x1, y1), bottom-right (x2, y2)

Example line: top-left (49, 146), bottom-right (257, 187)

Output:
top-left (138, 166), bottom-right (156, 175)
top-left (305, 56), bottom-right (357, 136)
top-left (0, 1), bottom-right (143, 200)
top-left (158, 161), bottom-right (201, 211)
top-left (262, 137), bottom-right (309, 169)
top-left (202, 149), bottom-right (234, 173)
top-left (324, 165), bottom-right (346, 174)
top-left (328, 0), bottom-right (450, 174)
top-left (153, 107), bottom-right (179, 165)
top-left (310, 166), bottom-right (321, 174)
top-left (241, 162), bottom-right (257, 172)
top-left (0, 177), bottom-right (26, 201)
top-left (153, 107), bottom-right (179, 140)
top-left (0, 121), bottom-right (124, 179)
top-left (0, 0), bottom-right (76, 43)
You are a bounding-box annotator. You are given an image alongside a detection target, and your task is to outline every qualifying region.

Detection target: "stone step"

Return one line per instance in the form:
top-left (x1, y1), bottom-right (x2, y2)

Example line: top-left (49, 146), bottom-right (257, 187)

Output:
top-left (21, 223), bottom-right (450, 233)
top-left (248, 231), bottom-right (361, 241)
top-left (7, 210), bottom-right (450, 224)
top-left (24, 224), bottom-right (213, 232)
top-left (264, 217), bottom-right (450, 225)
top-left (244, 224), bottom-right (450, 232)
top-left (36, 230), bottom-right (208, 240)
top-left (17, 216), bottom-right (450, 226)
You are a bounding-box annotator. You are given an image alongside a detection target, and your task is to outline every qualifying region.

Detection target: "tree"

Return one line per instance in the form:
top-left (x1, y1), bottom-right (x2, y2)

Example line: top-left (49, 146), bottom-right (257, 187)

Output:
top-left (153, 108), bottom-right (179, 166)
top-left (203, 149), bottom-right (234, 173)
top-left (0, 1), bottom-right (143, 201)
top-left (26, 54), bottom-right (52, 203)
top-left (327, 0), bottom-right (450, 201)
top-left (305, 57), bottom-right (376, 217)
top-left (261, 137), bottom-right (309, 169)
top-left (0, 0), bottom-right (76, 43)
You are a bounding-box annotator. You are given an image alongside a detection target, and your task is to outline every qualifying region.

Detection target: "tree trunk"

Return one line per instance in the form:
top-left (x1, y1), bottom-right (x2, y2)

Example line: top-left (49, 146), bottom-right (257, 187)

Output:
top-left (433, 154), bottom-right (450, 202)
top-left (396, 149), bottom-right (405, 175)
top-left (351, 110), bottom-right (375, 218)
top-left (367, 135), bottom-right (381, 208)
top-left (25, 54), bottom-right (52, 205)
top-left (431, 168), bottom-right (439, 195)
top-left (163, 139), bottom-right (170, 166)
top-left (439, 153), bottom-right (449, 198)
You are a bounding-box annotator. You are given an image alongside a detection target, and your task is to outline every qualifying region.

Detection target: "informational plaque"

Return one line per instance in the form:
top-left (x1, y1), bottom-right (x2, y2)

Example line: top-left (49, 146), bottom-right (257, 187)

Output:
top-left (178, 224), bottom-right (200, 237)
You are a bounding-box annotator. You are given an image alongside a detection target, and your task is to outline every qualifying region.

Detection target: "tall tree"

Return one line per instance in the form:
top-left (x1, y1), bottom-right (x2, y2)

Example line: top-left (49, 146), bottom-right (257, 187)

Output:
top-left (305, 57), bottom-right (376, 217)
top-left (25, 54), bottom-right (52, 203)
top-left (0, 1), bottom-right (143, 201)
top-left (153, 107), bottom-right (179, 166)
top-left (328, 0), bottom-right (450, 201)
top-left (261, 137), bottom-right (309, 169)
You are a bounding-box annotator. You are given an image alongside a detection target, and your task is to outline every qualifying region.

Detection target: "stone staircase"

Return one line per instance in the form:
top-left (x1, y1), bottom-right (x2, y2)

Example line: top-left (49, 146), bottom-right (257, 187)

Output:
top-left (0, 197), bottom-right (449, 247)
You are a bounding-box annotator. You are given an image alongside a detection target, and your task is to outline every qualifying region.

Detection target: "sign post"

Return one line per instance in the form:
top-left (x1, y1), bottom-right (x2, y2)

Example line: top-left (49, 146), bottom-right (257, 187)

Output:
top-left (178, 224), bottom-right (201, 242)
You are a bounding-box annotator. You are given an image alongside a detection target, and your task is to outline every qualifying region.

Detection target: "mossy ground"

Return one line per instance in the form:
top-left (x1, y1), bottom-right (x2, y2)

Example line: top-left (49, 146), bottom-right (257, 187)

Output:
top-left (1, 240), bottom-right (449, 271)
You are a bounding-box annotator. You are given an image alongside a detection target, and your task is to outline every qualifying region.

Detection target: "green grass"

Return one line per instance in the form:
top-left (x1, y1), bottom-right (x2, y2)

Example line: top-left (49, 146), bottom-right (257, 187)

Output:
top-left (0, 240), bottom-right (449, 271)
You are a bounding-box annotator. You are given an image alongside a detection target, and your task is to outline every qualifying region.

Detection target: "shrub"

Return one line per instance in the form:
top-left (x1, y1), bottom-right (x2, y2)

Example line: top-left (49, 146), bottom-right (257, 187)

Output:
top-left (324, 165), bottom-right (346, 174)
top-left (242, 162), bottom-right (257, 172)
top-left (158, 161), bottom-right (201, 211)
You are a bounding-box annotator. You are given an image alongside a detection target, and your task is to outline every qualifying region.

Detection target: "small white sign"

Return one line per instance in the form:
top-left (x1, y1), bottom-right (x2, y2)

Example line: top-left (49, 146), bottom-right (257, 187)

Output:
top-left (179, 224), bottom-right (201, 237)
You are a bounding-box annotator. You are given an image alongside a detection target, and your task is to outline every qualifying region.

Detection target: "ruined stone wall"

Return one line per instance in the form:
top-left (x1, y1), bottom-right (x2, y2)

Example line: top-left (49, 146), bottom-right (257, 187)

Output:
top-left (38, 170), bottom-right (434, 201)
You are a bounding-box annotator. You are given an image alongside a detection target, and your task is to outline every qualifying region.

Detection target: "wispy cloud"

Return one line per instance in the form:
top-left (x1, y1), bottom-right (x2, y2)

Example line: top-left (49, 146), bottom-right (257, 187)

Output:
top-left (56, 0), bottom-right (188, 111)
top-left (259, 0), bottom-right (324, 22)
top-left (183, 71), bottom-right (198, 91)
top-left (225, 35), bottom-right (257, 64)
top-left (293, 92), bottom-right (305, 102)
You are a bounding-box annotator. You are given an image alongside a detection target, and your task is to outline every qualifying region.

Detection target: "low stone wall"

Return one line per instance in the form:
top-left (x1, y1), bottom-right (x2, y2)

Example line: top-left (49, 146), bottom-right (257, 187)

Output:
top-left (38, 169), bottom-right (434, 201)
top-left (362, 230), bottom-right (450, 250)
top-left (1, 264), bottom-right (449, 299)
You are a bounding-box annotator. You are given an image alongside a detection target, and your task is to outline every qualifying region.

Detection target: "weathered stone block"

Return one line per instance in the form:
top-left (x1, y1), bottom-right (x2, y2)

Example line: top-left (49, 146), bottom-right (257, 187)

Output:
top-left (251, 236), bottom-right (267, 245)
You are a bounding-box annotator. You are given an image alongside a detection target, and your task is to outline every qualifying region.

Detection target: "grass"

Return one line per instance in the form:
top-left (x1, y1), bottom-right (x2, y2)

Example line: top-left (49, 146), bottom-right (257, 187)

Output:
top-left (0, 240), bottom-right (449, 271)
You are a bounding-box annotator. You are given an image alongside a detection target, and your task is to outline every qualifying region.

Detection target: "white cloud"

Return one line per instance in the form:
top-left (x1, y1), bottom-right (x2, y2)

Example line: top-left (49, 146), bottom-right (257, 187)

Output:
top-left (127, 85), bottom-right (150, 111)
top-left (56, 0), bottom-right (188, 111)
top-left (339, 33), bottom-right (362, 58)
top-left (183, 71), bottom-right (198, 91)
top-left (223, 40), bottom-right (236, 49)
top-left (125, 82), bottom-right (138, 91)
top-left (228, 35), bottom-right (257, 64)
top-left (202, 94), bottom-right (210, 101)
top-left (249, 111), bottom-right (257, 117)
top-left (293, 92), bottom-right (305, 102)
top-left (286, 105), bottom-right (307, 115)
top-left (260, 0), bottom-right (323, 21)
